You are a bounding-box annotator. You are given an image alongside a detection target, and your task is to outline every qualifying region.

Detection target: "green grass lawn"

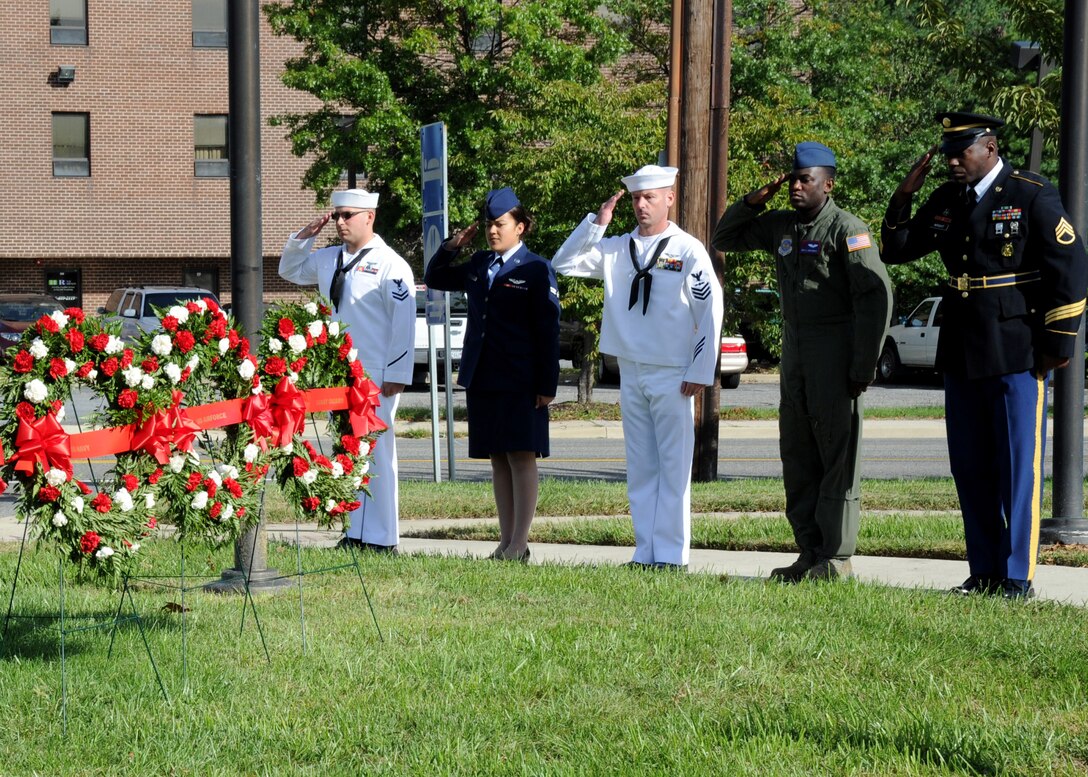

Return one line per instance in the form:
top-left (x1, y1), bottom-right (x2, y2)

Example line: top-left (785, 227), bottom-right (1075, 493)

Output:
top-left (2, 543), bottom-right (1087, 775)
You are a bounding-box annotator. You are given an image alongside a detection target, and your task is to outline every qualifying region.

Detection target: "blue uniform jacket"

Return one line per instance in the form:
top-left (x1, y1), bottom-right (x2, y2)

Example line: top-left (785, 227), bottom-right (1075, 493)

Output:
top-left (882, 160), bottom-right (1087, 379)
top-left (424, 243), bottom-right (561, 396)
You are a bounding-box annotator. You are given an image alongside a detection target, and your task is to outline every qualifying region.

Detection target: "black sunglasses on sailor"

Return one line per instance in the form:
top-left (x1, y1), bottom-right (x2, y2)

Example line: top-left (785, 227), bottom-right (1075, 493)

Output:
top-left (331, 210), bottom-right (366, 222)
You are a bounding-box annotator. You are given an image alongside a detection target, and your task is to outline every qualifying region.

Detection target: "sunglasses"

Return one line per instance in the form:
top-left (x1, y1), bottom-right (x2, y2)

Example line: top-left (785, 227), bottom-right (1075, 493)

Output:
top-left (331, 210), bottom-right (366, 222)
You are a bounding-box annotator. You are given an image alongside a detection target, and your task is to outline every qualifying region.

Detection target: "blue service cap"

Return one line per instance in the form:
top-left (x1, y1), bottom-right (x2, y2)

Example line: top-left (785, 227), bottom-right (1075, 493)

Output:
top-left (485, 187), bottom-right (521, 219)
top-left (793, 142), bottom-right (836, 171)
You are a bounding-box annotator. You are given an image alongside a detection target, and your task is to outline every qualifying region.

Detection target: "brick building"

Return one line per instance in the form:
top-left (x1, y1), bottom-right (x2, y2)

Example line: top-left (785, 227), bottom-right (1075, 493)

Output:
top-left (0, 1), bottom-right (330, 311)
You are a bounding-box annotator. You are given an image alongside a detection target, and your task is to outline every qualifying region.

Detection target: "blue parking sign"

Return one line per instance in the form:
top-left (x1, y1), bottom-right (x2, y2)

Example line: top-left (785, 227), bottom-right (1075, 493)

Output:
top-left (421, 122), bottom-right (448, 325)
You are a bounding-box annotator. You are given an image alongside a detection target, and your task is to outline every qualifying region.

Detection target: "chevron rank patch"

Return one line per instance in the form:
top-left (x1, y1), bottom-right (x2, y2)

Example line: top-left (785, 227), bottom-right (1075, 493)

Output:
top-left (846, 233), bottom-right (872, 252)
top-left (1056, 217), bottom-right (1077, 246)
top-left (391, 278), bottom-right (409, 300)
top-left (690, 270), bottom-right (712, 300)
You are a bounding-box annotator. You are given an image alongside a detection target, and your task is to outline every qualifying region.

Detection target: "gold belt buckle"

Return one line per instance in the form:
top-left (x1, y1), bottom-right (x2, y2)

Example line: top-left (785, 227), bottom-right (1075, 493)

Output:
top-left (955, 274), bottom-right (969, 291)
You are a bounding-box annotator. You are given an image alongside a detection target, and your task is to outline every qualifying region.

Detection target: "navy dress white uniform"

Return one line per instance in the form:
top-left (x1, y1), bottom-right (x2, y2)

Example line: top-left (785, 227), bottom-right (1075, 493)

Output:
top-left (424, 211), bottom-right (560, 457)
top-left (279, 188), bottom-right (416, 548)
top-left (553, 165), bottom-right (724, 567)
top-left (882, 112), bottom-right (1088, 597)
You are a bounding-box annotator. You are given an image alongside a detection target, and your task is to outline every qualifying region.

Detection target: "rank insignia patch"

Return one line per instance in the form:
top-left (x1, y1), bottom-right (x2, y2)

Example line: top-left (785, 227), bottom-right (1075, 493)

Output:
top-left (1056, 217), bottom-right (1077, 245)
top-left (846, 233), bottom-right (872, 252)
top-left (778, 238), bottom-right (793, 256)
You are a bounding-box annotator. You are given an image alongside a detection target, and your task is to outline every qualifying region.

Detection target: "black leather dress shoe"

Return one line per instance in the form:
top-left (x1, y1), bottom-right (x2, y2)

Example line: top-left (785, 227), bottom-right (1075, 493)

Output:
top-left (1001, 579), bottom-right (1035, 600)
top-left (949, 576), bottom-right (1000, 596)
top-left (361, 543), bottom-right (398, 555)
top-left (335, 536), bottom-right (362, 550)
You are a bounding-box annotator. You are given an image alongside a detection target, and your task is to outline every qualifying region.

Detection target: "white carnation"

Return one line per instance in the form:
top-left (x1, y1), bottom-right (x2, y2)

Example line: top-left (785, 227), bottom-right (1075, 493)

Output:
top-left (104, 335), bottom-right (125, 354)
top-left (356, 460), bottom-right (370, 476)
top-left (193, 299), bottom-right (208, 312)
top-left (287, 334), bottom-right (307, 354)
top-left (29, 338), bottom-right (48, 359)
top-left (268, 338), bottom-right (283, 353)
top-left (64, 358), bottom-right (77, 374)
top-left (352, 476), bottom-right (363, 490)
top-left (144, 492), bottom-right (156, 509)
top-left (151, 334), bottom-right (173, 356)
top-left (221, 504), bottom-right (234, 521)
top-left (301, 469), bottom-right (318, 485)
top-left (122, 366), bottom-right (144, 388)
top-left (328, 321), bottom-right (340, 337)
top-left (191, 491), bottom-right (210, 510)
top-left (24, 379), bottom-right (48, 404)
top-left (164, 363), bottom-right (182, 384)
top-left (243, 443), bottom-right (260, 463)
top-left (307, 321), bottom-right (324, 338)
top-left (347, 348), bottom-right (358, 362)
top-left (86, 369), bottom-right (98, 381)
top-left (141, 375), bottom-right (155, 391)
top-left (167, 305), bottom-right (189, 324)
top-left (49, 310), bottom-right (70, 329)
top-left (45, 468), bottom-right (68, 487)
top-left (52, 511), bottom-right (68, 527)
top-left (237, 359), bottom-right (256, 380)
top-left (358, 440), bottom-right (371, 457)
top-left (304, 302), bottom-right (318, 316)
top-left (215, 463), bottom-right (239, 480)
top-left (218, 337), bottom-right (231, 354)
top-left (206, 469), bottom-right (223, 487)
top-left (55, 405), bottom-right (66, 422)
top-left (71, 495), bottom-right (84, 514)
top-left (95, 546), bottom-right (115, 560)
top-left (287, 371), bottom-right (298, 384)
top-left (331, 462), bottom-right (344, 478)
top-left (113, 488), bottom-right (134, 512)
top-left (169, 453), bottom-right (187, 473)
top-left (325, 499), bottom-right (338, 513)
top-left (187, 355), bottom-right (200, 372)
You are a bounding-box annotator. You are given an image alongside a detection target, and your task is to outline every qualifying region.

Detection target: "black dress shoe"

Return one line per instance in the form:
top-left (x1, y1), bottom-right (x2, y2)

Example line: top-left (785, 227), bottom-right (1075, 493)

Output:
top-left (949, 576), bottom-right (1000, 596)
top-left (622, 561), bottom-right (652, 570)
top-left (650, 562), bottom-right (688, 572)
top-left (1001, 579), bottom-right (1035, 600)
top-left (361, 542), bottom-right (398, 555)
top-left (335, 536), bottom-right (362, 550)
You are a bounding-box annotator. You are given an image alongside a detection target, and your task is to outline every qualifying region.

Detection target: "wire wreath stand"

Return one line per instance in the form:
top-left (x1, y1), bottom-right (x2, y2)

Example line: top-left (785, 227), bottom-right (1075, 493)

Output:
top-left (1, 400), bottom-right (168, 734)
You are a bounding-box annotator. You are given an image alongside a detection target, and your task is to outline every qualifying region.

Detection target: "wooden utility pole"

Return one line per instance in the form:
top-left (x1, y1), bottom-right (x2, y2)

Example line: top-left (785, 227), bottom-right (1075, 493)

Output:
top-left (670, 0), bottom-right (732, 482)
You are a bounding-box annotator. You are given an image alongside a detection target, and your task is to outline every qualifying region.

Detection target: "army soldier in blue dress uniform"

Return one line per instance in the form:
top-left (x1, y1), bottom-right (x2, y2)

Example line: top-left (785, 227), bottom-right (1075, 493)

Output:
top-left (882, 112), bottom-right (1088, 599)
top-left (713, 143), bottom-right (892, 582)
top-left (425, 188), bottom-right (561, 562)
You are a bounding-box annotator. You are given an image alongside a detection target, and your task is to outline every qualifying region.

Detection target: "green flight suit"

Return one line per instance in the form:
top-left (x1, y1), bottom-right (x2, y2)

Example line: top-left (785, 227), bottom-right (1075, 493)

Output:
top-left (713, 197), bottom-right (891, 559)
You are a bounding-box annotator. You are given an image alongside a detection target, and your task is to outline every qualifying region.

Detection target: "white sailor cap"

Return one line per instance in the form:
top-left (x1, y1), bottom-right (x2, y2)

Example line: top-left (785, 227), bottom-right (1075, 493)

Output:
top-left (331, 188), bottom-right (379, 209)
top-left (621, 164), bottom-right (678, 193)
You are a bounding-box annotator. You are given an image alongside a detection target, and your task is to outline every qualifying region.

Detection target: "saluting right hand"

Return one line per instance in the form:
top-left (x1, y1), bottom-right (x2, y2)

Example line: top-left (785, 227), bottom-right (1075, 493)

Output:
top-left (594, 190), bottom-right (626, 227)
top-left (892, 145), bottom-right (938, 207)
top-left (744, 174), bottom-right (789, 207)
top-left (443, 223), bottom-right (478, 250)
top-left (296, 213), bottom-right (330, 240)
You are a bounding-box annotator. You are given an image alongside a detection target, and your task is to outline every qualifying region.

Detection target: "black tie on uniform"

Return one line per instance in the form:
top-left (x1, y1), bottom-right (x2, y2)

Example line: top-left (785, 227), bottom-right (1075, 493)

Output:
top-left (330, 247), bottom-right (372, 313)
top-left (962, 186), bottom-right (977, 213)
top-left (628, 236), bottom-right (672, 315)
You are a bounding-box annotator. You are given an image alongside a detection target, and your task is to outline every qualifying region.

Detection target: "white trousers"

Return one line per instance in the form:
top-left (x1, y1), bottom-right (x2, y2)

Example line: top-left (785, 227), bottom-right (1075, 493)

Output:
top-left (345, 371), bottom-right (401, 546)
top-left (618, 358), bottom-right (694, 566)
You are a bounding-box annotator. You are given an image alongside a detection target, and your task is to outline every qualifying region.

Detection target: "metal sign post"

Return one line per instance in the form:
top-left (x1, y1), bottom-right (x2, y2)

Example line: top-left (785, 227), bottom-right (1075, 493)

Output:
top-left (420, 123), bottom-right (456, 480)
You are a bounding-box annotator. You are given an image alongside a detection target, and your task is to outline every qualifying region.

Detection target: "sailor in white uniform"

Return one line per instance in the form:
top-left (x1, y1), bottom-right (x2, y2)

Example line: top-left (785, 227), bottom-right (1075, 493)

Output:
top-left (552, 166), bottom-right (723, 568)
top-left (279, 188), bottom-right (416, 551)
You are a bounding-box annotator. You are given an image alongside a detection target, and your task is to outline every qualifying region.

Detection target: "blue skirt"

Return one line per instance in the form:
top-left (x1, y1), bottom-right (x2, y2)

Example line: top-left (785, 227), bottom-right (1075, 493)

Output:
top-left (465, 389), bottom-right (550, 458)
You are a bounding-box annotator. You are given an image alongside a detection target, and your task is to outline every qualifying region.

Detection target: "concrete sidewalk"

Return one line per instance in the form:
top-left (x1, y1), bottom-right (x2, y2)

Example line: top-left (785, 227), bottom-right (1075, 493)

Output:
top-left (3, 513), bottom-right (1086, 607)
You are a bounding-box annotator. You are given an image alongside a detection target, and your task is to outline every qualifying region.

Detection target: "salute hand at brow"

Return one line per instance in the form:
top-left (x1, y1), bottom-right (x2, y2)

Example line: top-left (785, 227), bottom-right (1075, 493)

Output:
top-left (743, 174), bottom-right (789, 207)
top-left (891, 145), bottom-right (938, 208)
top-left (595, 190), bottom-right (626, 227)
top-left (297, 213), bottom-right (331, 240)
top-left (443, 223), bottom-right (478, 251)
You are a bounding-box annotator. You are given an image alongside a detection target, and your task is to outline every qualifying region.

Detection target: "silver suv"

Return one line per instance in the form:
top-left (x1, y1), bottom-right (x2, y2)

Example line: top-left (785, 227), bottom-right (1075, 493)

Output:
top-left (100, 286), bottom-right (221, 341)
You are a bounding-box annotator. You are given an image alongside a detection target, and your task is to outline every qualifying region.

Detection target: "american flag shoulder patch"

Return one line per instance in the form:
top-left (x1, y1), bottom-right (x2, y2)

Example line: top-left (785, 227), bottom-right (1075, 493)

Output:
top-left (846, 233), bottom-right (872, 252)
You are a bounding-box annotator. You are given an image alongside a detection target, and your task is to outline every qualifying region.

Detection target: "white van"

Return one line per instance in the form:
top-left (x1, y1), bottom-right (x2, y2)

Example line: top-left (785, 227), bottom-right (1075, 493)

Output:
top-left (413, 285), bottom-right (467, 385)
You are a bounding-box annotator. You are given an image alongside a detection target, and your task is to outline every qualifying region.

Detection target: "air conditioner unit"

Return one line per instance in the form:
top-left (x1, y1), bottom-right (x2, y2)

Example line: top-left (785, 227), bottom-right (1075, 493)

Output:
top-left (56, 66), bottom-right (76, 84)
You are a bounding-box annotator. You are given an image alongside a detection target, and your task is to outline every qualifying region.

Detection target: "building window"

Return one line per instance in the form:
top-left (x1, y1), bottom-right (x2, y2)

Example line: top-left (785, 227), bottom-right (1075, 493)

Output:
top-left (193, 0), bottom-right (227, 48)
top-left (50, 0), bottom-right (87, 45)
top-left (52, 112), bottom-right (89, 177)
top-left (194, 115), bottom-right (229, 177)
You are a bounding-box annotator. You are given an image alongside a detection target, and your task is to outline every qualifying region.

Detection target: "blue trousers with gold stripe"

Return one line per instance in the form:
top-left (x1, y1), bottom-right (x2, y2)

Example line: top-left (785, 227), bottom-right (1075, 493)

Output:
top-left (944, 370), bottom-right (1047, 584)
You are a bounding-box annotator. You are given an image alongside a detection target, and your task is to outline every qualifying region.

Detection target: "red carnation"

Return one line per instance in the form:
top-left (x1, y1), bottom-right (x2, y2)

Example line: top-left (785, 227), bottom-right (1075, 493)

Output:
top-left (336, 454), bottom-right (354, 474)
top-left (48, 358), bottom-right (68, 379)
top-left (305, 333), bottom-right (314, 349)
top-left (120, 349), bottom-right (135, 369)
top-left (75, 479), bottom-right (93, 495)
top-left (238, 338), bottom-right (250, 358)
top-left (290, 357), bottom-right (308, 373)
top-left (301, 497), bottom-right (320, 512)
top-left (303, 440), bottom-right (317, 458)
top-left (100, 357), bottom-right (120, 377)
top-left (80, 531), bottom-right (101, 554)
top-left (208, 318), bottom-right (227, 339)
top-left (122, 474), bottom-right (138, 492)
top-left (277, 318), bottom-right (295, 338)
top-left (314, 455), bottom-right (333, 470)
top-left (89, 333), bottom-right (110, 352)
top-left (37, 314), bottom-right (59, 334)
top-left (175, 330), bottom-right (196, 353)
top-left (292, 457), bottom-right (309, 476)
top-left (180, 366), bottom-right (192, 382)
top-left (0, 480), bottom-right (6, 496)
top-left (344, 500), bottom-right (361, 512)
top-left (141, 356), bottom-right (159, 373)
top-left (12, 351), bottom-right (34, 373)
top-left (147, 517), bottom-right (158, 529)
top-left (185, 472), bottom-right (203, 492)
top-left (161, 315), bottom-right (179, 332)
top-left (148, 468), bottom-right (163, 485)
top-left (38, 485), bottom-right (61, 502)
top-left (349, 360), bottom-right (364, 378)
top-left (91, 493), bottom-right (112, 513)
top-left (185, 301), bottom-right (201, 314)
top-left (362, 475), bottom-right (370, 486)
top-left (225, 478), bottom-right (243, 498)
top-left (15, 402), bottom-right (36, 423)
top-left (227, 329), bottom-right (240, 349)
top-left (64, 307), bottom-right (85, 324)
top-left (209, 501), bottom-right (223, 519)
top-left (118, 389), bottom-right (138, 409)
top-left (264, 357), bottom-right (287, 376)
top-left (236, 507), bottom-right (246, 518)
top-left (340, 435), bottom-right (360, 455)
top-left (204, 297), bottom-right (221, 312)
top-left (203, 478), bottom-right (218, 497)
top-left (319, 303), bottom-right (331, 315)
top-left (317, 327), bottom-right (328, 345)
top-left (66, 328), bottom-right (85, 353)
top-left (76, 360), bottom-right (95, 378)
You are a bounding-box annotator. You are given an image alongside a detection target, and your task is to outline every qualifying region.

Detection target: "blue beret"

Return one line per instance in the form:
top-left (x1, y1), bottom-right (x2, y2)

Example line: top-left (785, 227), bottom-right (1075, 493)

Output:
top-left (793, 142), bottom-right (836, 171)
top-left (485, 187), bottom-right (521, 219)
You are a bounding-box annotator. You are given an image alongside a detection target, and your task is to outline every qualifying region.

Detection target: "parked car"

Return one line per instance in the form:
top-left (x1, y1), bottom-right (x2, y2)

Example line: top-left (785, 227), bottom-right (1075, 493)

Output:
top-left (878, 296), bottom-right (942, 382)
top-left (413, 285), bottom-right (467, 386)
top-left (599, 335), bottom-right (749, 389)
top-left (100, 286), bottom-right (221, 341)
top-left (0, 293), bottom-right (65, 360)
top-left (558, 319), bottom-right (586, 366)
